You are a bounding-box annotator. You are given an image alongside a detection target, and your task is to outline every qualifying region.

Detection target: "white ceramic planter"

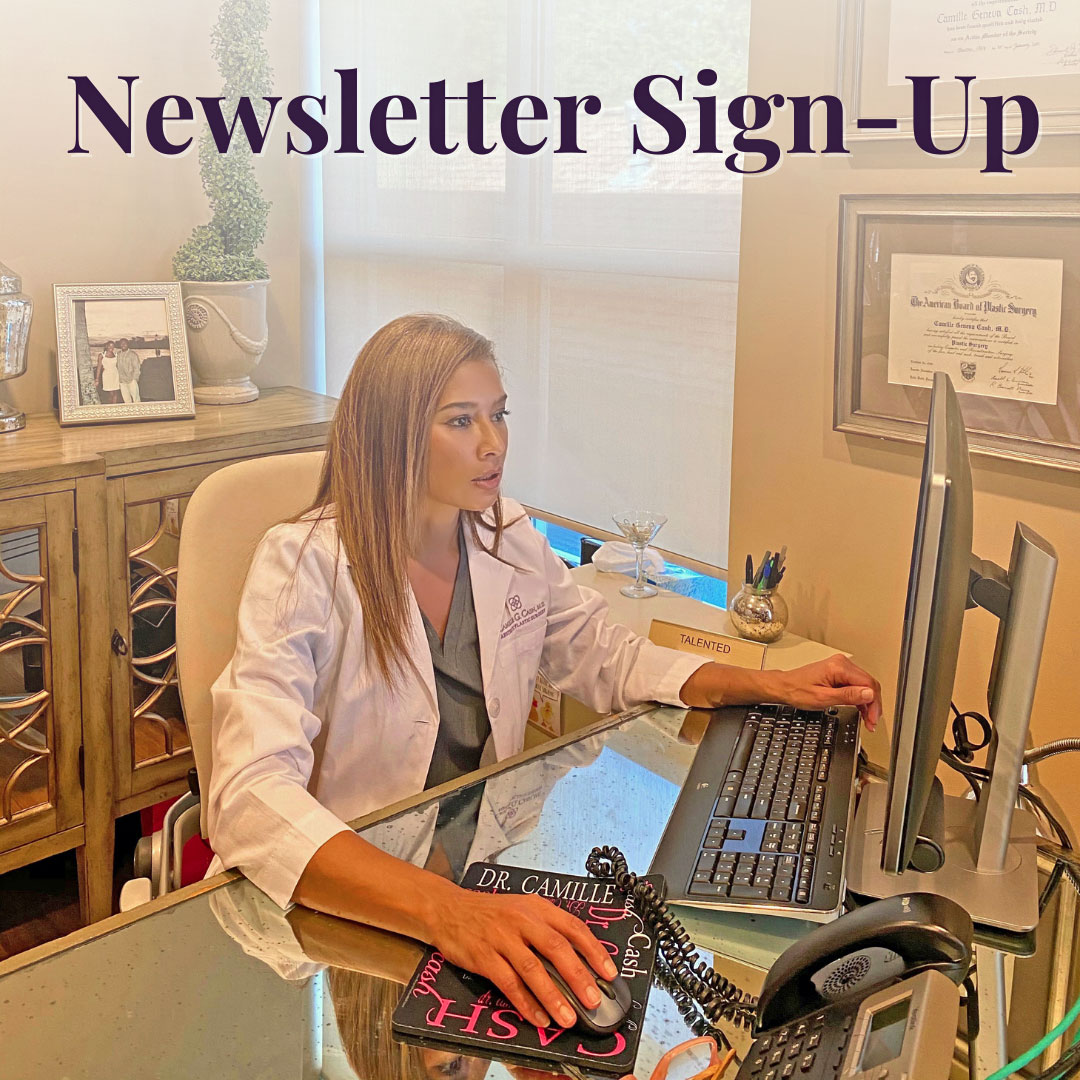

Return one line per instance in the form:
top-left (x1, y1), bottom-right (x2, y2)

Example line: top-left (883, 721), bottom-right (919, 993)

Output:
top-left (179, 279), bottom-right (269, 405)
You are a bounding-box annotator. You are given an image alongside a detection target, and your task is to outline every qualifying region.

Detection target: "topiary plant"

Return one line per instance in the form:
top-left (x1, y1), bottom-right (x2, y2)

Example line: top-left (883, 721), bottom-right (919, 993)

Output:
top-left (173, 0), bottom-right (273, 282)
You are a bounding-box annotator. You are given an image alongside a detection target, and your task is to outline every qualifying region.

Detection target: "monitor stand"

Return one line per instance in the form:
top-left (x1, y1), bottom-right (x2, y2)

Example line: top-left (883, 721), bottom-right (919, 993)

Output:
top-left (846, 782), bottom-right (1040, 934)
top-left (847, 523), bottom-right (1057, 939)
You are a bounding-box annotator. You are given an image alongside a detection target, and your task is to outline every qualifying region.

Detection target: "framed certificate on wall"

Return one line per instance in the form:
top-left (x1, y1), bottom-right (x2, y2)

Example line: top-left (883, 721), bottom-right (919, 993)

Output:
top-left (833, 193), bottom-right (1080, 473)
top-left (838, 0), bottom-right (1080, 139)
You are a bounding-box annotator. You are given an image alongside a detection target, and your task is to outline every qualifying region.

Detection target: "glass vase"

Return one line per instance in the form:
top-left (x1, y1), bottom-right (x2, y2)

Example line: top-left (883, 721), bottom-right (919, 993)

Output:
top-left (729, 585), bottom-right (789, 644)
top-left (0, 260), bottom-right (32, 433)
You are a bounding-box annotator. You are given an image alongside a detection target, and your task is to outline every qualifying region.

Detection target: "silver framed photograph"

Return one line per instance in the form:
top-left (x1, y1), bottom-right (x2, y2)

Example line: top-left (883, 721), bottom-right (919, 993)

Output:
top-left (834, 193), bottom-right (1080, 473)
top-left (54, 282), bottom-right (195, 425)
top-left (838, 0), bottom-right (1080, 140)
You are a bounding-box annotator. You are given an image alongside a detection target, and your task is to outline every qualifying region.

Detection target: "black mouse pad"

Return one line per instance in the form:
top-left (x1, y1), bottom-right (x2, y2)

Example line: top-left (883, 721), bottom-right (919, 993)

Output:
top-left (392, 861), bottom-right (662, 1076)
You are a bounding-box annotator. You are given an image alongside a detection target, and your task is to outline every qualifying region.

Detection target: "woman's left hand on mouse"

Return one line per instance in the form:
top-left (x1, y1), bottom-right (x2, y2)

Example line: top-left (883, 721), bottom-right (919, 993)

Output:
top-left (424, 887), bottom-right (619, 1031)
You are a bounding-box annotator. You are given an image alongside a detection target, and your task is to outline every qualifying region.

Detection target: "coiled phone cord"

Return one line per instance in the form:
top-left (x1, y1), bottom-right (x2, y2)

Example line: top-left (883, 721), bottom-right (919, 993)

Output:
top-left (648, 961), bottom-right (741, 1053)
top-left (586, 845), bottom-right (758, 1036)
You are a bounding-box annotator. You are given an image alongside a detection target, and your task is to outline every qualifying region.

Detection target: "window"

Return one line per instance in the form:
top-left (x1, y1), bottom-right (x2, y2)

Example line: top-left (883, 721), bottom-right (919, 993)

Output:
top-left (530, 517), bottom-right (728, 609)
top-left (320, 0), bottom-right (750, 569)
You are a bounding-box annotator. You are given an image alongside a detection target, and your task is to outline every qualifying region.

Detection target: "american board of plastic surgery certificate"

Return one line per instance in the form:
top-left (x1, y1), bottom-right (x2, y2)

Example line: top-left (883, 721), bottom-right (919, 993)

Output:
top-left (887, 253), bottom-right (1063, 404)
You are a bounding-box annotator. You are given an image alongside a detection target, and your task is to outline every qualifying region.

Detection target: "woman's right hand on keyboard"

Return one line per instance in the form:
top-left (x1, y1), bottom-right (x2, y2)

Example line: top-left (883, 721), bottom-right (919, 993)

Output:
top-left (770, 654), bottom-right (882, 731)
top-left (678, 654), bottom-right (882, 732)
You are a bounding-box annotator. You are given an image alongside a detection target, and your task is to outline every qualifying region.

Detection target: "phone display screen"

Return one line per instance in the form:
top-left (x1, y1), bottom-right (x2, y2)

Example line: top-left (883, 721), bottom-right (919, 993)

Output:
top-left (858, 996), bottom-right (912, 1070)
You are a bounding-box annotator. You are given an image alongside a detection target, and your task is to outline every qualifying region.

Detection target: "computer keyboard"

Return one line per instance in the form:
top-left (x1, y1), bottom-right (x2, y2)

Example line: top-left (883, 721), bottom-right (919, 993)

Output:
top-left (716, 708), bottom-right (828, 821)
top-left (650, 704), bottom-right (860, 920)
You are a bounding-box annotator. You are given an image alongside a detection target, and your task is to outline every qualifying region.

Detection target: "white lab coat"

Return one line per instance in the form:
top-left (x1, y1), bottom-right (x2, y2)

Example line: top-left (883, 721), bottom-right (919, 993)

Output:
top-left (207, 497), bottom-right (708, 908)
top-left (211, 736), bottom-right (609, 982)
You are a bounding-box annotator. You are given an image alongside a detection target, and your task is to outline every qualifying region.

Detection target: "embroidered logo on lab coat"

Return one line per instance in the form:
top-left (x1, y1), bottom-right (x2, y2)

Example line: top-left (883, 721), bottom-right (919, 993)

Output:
top-left (501, 594), bottom-right (547, 639)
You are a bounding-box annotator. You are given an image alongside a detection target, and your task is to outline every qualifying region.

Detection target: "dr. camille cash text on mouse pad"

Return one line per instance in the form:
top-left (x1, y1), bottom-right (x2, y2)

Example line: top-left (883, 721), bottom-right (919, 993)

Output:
top-left (392, 862), bottom-right (661, 1075)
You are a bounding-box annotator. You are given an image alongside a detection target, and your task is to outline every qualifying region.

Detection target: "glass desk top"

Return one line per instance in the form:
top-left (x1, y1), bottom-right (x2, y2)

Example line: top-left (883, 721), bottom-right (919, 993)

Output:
top-left (1, 705), bottom-right (1076, 1079)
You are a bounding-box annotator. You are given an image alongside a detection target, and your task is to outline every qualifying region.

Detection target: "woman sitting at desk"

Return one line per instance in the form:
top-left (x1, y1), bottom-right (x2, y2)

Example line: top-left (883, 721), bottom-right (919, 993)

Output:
top-left (208, 314), bottom-right (882, 1033)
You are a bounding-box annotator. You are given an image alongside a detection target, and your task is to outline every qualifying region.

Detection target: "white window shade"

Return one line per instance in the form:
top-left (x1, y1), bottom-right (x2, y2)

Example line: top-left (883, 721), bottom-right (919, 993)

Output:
top-left (324, 257), bottom-right (506, 383)
top-left (320, 0), bottom-right (749, 569)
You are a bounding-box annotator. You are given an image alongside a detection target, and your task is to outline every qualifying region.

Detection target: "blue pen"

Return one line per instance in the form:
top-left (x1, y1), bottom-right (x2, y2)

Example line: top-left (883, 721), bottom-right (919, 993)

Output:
top-left (754, 551), bottom-right (771, 589)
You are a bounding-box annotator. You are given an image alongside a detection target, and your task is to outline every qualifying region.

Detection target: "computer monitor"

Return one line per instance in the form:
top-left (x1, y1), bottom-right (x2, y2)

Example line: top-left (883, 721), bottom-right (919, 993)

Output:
top-left (847, 371), bottom-right (1058, 937)
top-left (882, 372), bottom-right (972, 875)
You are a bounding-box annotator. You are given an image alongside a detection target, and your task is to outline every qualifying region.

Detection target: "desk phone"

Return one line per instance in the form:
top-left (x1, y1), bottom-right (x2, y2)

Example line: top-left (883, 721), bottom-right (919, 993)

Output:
top-left (735, 893), bottom-right (973, 1080)
top-left (738, 968), bottom-right (958, 1080)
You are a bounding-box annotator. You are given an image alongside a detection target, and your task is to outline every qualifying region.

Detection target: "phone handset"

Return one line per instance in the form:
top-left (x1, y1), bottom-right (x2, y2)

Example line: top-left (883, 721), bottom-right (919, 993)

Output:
top-left (735, 894), bottom-right (973, 1080)
top-left (756, 892), bottom-right (973, 1033)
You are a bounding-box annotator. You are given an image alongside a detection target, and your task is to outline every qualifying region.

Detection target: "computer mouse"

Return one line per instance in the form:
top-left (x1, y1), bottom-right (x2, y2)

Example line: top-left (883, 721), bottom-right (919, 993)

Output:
top-left (539, 955), bottom-right (632, 1035)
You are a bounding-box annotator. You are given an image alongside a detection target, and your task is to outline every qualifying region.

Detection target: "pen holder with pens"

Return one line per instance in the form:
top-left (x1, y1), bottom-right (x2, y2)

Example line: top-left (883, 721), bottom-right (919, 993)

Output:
top-left (730, 546), bottom-right (789, 643)
top-left (729, 584), bottom-right (788, 643)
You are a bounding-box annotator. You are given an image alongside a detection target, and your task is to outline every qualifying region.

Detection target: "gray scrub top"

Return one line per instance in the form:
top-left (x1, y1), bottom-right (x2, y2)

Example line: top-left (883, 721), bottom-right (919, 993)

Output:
top-left (421, 525), bottom-right (494, 790)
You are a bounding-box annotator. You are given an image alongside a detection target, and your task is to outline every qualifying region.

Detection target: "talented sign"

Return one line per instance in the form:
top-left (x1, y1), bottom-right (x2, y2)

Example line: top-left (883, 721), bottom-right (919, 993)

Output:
top-left (887, 254), bottom-right (1063, 404)
top-left (648, 619), bottom-right (767, 669)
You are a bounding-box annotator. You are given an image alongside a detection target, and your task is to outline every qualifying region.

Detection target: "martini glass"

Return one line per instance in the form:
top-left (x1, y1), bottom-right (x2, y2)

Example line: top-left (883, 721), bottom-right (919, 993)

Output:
top-left (612, 510), bottom-right (667, 598)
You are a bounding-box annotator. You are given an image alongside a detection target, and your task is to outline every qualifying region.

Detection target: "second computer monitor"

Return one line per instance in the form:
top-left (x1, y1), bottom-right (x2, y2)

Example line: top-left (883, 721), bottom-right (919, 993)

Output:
top-left (882, 372), bottom-right (973, 875)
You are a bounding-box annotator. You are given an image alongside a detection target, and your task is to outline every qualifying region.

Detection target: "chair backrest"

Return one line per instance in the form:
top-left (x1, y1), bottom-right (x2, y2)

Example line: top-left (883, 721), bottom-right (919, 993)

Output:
top-left (176, 451), bottom-right (326, 835)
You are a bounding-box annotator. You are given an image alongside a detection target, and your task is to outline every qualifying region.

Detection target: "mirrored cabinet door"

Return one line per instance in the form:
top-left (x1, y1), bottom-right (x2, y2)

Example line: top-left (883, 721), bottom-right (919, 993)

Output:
top-left (0, 493), bottom-right (82, 855)
top-left (108, 459), bottom-right (245, 807)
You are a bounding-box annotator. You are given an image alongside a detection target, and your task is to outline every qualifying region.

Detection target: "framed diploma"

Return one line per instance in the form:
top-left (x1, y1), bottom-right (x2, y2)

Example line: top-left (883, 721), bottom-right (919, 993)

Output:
top-left (838, 0), bottom-right (1080, 139)
top-left (834, 193), bottom-right (1080, 473)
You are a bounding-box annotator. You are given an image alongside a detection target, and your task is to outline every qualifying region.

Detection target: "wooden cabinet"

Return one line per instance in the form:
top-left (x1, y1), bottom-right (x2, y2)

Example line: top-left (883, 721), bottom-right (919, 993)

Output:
top-left (0, 387), bottom-right (335, 923)
top-left (0, 494), bottom-right (82, 854)
top-left (108, 461), bottom-right (241, 809)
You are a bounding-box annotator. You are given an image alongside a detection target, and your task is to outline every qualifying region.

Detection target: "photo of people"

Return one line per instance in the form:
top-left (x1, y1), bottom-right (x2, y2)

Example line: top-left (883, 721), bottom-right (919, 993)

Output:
top-left (54, 282), bottom-right (194, 425)
top-left (75, 298), bottom-right (177, 407)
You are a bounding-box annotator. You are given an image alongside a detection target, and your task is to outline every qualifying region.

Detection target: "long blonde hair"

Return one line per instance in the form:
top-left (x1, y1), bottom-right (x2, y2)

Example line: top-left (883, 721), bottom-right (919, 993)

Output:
top-left (327, 968), bottom-right (430, 1080)
top-left (326, 967), bottom-right (492, 1080)
top-left (298, 314), bottom-right (509, 687)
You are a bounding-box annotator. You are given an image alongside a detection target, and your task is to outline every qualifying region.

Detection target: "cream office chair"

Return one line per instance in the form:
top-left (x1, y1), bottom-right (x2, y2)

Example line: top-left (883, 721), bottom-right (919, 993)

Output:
top-left (120, 451), bottom-right (326, 909)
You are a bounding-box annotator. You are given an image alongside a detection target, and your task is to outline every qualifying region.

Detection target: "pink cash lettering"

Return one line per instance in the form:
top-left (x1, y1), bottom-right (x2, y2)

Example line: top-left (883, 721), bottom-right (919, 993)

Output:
top-left (412, 950), bottom-right (445, 997)
top-left (486, 1009), bottom-right (523, 1040)
top-left (412, 954), bottom-right (447, 993)
top-left (424, 989), bottom-right (488, 1034)
top-left (582, 904), bottom-right (628, 929)
top-left (536, 1024), bottom-right (568, 1047)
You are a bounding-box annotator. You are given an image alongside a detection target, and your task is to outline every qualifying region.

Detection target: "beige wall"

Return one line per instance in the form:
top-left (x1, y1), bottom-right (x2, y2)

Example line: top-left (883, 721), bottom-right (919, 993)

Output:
top-left (0, 0), bottom-right (313, 419)
top-left (6, 2), bottom-right (1075, 812)
top-left (730, 4), bottom-right (1080, 820)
